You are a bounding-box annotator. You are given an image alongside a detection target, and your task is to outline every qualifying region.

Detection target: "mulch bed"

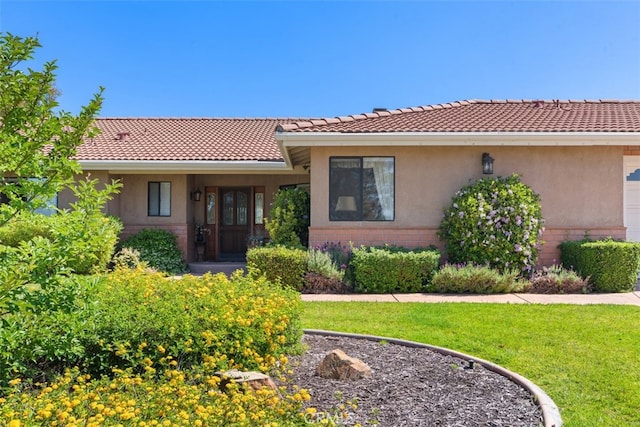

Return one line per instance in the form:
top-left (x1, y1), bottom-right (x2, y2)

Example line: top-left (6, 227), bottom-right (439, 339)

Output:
top-left (284, 334), bottom-right (544, 426)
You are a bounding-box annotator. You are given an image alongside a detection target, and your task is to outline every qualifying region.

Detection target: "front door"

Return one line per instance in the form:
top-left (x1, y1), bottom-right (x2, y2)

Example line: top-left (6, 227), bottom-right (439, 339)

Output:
top-left (219, 188), bottom-right (250, 260)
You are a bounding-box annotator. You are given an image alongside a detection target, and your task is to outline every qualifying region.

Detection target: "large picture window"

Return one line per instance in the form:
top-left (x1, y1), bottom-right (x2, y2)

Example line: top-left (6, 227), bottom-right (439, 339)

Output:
top-left (329, 156), bottom-right (394, 221)
top-left (148, 181), bottom-right (171, 216)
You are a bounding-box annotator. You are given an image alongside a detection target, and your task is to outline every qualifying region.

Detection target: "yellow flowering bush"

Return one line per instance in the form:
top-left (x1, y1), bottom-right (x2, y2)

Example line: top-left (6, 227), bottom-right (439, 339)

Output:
top-left (0, 269), bottom-right (322, 425)
top-left (88, 269), bottom-right (303, 377)
top-left (0, 366), bottom-right (314, 426)
top-left (0, 269), bottom-right (303, 387)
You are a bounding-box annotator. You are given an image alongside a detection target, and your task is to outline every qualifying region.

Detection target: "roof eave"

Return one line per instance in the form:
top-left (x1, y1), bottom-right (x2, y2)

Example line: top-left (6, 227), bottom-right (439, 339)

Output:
top-left (277, 131), bottom-right (640, 146)
top-left (78, 159), bottom-right (293, 174)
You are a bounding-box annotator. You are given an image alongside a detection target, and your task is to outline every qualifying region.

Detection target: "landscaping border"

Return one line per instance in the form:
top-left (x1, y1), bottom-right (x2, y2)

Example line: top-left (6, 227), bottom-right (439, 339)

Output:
top-left (304, 329), bottom-right (562, 427)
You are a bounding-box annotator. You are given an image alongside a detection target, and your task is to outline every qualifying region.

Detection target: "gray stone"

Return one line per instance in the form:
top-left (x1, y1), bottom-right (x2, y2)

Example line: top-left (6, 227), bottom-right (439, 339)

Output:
top-left (216, 369), bottom-right (279, 392)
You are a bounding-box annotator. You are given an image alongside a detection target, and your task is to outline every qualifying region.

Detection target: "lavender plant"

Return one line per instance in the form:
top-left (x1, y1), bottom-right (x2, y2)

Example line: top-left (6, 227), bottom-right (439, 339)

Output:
top-left (438, 174), bottom-right (544, 275)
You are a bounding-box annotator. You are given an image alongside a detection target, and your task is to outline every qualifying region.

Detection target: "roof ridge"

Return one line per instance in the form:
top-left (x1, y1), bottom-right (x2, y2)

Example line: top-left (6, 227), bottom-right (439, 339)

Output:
top-left (277, 99), bottom-right (640, 132)
top-left (95, 117), bottom-right (316, 121)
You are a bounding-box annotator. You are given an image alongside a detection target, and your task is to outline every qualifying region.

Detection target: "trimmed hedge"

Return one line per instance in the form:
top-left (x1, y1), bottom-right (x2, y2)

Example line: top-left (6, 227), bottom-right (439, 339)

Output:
top-left (559, 239), bottom-right (640, 292)
top-left (246, 245), bottom-right (307, 291)
top-left (350, 246), bottom-right (441, 293)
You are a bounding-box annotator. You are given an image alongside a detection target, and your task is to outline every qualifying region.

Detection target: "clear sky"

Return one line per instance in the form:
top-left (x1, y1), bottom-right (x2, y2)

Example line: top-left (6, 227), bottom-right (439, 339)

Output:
top-left (1, 1), bottom-right (639, 118)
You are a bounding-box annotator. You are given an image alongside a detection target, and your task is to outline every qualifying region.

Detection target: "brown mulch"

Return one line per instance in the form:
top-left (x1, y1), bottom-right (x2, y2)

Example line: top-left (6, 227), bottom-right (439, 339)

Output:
top-left (284, 334), bottom-right (544, 427)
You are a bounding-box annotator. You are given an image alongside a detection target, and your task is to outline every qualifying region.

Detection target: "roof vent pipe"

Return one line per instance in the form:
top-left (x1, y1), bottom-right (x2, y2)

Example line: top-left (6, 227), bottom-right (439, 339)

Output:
top-left (372, 107), bottom-right (388, 113)
top-left (116, 132), bottom-right (131, 141)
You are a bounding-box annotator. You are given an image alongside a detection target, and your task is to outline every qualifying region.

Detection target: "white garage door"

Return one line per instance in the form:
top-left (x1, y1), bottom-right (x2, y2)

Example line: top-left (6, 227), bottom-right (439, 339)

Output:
top-left (624, 157), bottom-right (640, 241)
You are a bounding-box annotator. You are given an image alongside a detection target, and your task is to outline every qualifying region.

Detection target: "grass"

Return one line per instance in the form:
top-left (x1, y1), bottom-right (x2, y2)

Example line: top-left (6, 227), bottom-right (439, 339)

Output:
top-left (302, 302), bottom-right (640, 427)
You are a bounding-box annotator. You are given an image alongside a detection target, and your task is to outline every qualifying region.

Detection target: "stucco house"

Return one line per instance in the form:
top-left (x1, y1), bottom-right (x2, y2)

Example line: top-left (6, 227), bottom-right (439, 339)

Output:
top-left (69, 99), bottom-right (640, 266)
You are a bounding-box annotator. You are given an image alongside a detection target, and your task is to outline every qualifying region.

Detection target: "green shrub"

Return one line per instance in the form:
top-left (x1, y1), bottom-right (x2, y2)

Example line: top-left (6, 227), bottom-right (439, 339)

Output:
top-left (0, 178), bottom-right (121, 277)
top-left (350, 246), bottom-right (441, 293)
top-left (438, 174), bottom-right (544, 275)
top-left (246, 246), bottom-right (307, 291)
top-left (0, 270), bottom-right (303, 388)
top-left (265, 187), bottom-right (310, 247)
top-left (429, 263), bottom-right (527, 294)
top-left (313, 241), bottom-right (352, 269)
top-left (526, 265), bottom-right (592, 294)
top-left (0, 212), bottom-right (121, 276)
top-left (120, 228), bottom-right (188, 275)
top-left (0, 213), bottom-right (52, 246)
top-left (560, 239), bottom-right (640, 292)
top-left (307, 248), bottom-right (344, 281)
top-left (111, 247), bottom-right (147, 270)
top-left (48, 213), bottom-right (122, 275)
top-left (0, 274), bottom-right (96, 385)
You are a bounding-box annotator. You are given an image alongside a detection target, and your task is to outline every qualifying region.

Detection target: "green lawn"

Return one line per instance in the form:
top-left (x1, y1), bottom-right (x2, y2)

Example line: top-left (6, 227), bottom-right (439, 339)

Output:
top-left (302, 302), bottom-right (640, 427)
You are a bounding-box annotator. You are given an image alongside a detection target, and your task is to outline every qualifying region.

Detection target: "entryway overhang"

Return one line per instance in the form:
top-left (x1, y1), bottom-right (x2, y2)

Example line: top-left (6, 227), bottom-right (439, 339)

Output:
top-left (78, 159), bottom-right (304, 174)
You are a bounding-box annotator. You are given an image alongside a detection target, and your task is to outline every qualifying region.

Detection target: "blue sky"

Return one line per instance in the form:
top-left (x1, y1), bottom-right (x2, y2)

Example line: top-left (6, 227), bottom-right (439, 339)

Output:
top-left (1, 1), bottom-right (639, 118)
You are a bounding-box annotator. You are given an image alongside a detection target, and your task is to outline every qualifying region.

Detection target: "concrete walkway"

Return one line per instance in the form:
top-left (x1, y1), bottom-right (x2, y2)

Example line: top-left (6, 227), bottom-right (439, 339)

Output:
top-left (187, 263), bottom-right (640, 306)
top-left (301, 291), bottom-right (640, 305)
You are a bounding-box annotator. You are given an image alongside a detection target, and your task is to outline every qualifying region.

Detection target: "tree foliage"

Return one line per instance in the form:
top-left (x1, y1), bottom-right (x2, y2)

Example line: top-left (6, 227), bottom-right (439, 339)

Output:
top-left (265, 187), bottom-right (310, 248)
top-left (0, 33), bottom-right (118, 318)
top-left (0, 33), bottom-right (103, 226)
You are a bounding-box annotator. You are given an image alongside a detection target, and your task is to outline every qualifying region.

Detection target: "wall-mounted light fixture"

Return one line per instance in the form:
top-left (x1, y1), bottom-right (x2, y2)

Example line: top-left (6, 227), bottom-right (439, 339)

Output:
top-left (190, 188), bottom-right (202, 202)
top-left (482, 153), bottom-right (494, 175)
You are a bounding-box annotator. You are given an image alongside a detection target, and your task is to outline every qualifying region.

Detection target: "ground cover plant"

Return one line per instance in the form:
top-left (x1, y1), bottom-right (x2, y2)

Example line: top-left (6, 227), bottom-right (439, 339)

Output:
top-left (429, 263), bottom-right (527, 294)
top-left (525, 264), bottom-right (592, 294)
top-left (302, 302), bottom-right (640, 426)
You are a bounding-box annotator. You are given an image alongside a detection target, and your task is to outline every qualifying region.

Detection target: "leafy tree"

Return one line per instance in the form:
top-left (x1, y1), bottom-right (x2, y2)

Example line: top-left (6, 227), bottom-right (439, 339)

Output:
top-left (265, 187), bottom-right (310, 248)
top-left (0, 33), bottom-right (103, 226)
top-left (0, 34), bottom-right (116, 317)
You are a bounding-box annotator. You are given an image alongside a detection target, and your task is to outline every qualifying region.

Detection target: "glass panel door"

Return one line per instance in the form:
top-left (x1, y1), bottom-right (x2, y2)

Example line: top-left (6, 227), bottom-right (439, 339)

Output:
top-left (219, 188), bottom-right (251, 260)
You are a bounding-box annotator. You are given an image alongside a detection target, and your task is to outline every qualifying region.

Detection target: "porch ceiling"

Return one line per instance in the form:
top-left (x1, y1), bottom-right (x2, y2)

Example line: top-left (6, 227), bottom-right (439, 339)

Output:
top-left (287, 146), bottom-right (311, 168)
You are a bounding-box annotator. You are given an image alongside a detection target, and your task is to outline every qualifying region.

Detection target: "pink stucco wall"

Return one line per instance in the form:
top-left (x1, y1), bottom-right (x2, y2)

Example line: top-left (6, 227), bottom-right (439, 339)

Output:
top-left (80, 171), bottom-right (309, 261)
top-left (308, 144), bottom-right (625, 268)
top-left (309, 225), bottom-right (626, 267)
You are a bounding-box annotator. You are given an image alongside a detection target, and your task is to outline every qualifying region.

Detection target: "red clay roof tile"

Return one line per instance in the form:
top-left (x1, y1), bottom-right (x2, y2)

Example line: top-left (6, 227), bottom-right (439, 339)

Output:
top-left (76, 100), bottom-right (640, 163)
top-left (77, 117), bottom-right (308, 162)
top-left (277, 99), bottom-right (640, 133)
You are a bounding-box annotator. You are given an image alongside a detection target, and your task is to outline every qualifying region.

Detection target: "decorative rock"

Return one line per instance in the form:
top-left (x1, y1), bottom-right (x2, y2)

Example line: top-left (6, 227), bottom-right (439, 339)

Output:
top-left (316, 349), bottom-right (373, 380)
top-left (216, 369), bottom-right (279, 392)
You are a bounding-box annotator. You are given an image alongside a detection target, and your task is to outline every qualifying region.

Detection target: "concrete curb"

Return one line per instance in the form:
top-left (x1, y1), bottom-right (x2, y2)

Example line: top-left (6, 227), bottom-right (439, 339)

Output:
top-left (304, 329), bottom-right (563, 427)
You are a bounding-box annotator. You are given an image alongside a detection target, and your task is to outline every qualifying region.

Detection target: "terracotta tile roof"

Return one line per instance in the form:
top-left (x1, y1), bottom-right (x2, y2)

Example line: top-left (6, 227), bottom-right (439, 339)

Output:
top-left (77, 117), bottom-right (307, 161)
top-left (277, 100), bottom-right (640, 133)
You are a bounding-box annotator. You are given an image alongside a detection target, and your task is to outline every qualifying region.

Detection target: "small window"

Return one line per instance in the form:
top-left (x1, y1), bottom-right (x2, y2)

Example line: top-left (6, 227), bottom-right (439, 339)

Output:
top-left (329, 156), bottom-right (395, 221)
top-left (0, 177), bottom-right (57, 216)
top-left (148, 182), bottom-right (171, 216)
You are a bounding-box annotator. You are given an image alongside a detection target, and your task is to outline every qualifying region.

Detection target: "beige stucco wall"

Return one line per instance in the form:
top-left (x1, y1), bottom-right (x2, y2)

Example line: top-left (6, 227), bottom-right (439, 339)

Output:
top-left (310, 145), bottom-right (623, 229)
top-left (190, 173), bottom-right (309, 225)
top-left (64, 171), bottom-right (309, 261)
top-left (58, 171), bottom-right (119, 215)
top-left (109, 174), bottom-right (189, 224)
